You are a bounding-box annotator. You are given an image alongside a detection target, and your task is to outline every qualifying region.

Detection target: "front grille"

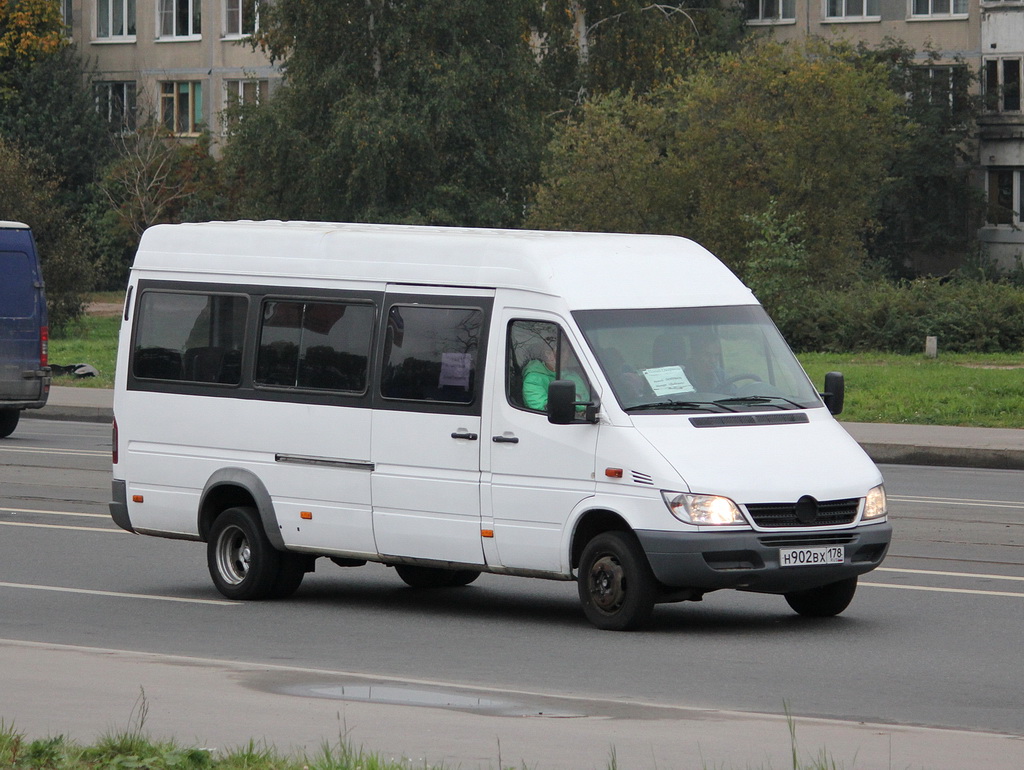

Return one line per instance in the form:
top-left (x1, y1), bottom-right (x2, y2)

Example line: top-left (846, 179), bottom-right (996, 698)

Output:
top-left (745, 498), bottom-right (860, 528)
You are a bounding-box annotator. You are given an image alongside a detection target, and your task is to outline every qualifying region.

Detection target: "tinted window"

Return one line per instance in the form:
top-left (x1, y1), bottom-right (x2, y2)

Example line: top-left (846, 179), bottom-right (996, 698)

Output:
top-left (256, 300), bottom-right (374, 392)
top-left (380, 305), bottom-right (482, 404)
top-left (133, 292), bottom-right (247, 383)
top-left (0, 252), bottom-right (35, 318)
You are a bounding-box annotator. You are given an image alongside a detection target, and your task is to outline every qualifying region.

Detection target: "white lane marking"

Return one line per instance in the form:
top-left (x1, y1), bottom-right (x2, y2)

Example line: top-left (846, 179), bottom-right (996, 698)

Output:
top-left (861, 582), bottom-right (1024, 599)
top-left (0, 581), bottom-right (236, 606)
top-left (0, 521), bottom-right (122, 534)
top-left (0, 507), bottom-right (108, 519)
top-left (889, 494), bottom-right (1024, 511)
top-left (878, 567), bottom-right (1024, 582)
top-left (0, 446), bottom-right (107, 458)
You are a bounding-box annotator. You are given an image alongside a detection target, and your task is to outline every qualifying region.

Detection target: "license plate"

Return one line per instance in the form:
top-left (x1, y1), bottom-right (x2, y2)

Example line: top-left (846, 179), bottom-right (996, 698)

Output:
top-left (780, 546), bottom-right (845, 567)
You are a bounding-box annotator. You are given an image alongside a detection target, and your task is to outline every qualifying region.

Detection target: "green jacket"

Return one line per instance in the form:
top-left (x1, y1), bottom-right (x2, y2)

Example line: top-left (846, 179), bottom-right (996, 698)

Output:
top-left (521, 359), bottom-right (589, 411)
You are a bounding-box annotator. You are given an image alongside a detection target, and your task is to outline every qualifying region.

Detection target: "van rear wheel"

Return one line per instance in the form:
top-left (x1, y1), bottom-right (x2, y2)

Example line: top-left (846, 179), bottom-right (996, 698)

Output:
top-left (394, 565), bottom-right (480, 588)
top-left (784, 577), bottom-right (858, 617)
top-left (0, 409), bottom-right (20, 439)
top-left (208, 506), bottom-right (302, 600)
top-left (578, 531), bottom-right (656, 631)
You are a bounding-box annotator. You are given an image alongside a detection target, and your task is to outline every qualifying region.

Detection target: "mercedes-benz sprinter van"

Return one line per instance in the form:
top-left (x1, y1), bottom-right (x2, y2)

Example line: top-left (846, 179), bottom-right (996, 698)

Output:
top-left (110, 222), bottom-right (891, 630)
top-left (0, 221), bottom-right (49, 438)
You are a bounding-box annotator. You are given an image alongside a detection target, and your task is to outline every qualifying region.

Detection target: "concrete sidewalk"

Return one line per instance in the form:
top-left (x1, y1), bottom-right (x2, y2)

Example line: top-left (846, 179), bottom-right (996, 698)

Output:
top-left (28, 385), bottom-right (1024, 470)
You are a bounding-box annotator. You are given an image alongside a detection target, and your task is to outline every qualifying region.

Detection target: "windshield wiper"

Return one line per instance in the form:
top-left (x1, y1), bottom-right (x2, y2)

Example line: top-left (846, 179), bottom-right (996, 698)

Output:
top-left (625, 400), bottom-right (736, 413)
top-left (714, 395), bottom-right (806, 410)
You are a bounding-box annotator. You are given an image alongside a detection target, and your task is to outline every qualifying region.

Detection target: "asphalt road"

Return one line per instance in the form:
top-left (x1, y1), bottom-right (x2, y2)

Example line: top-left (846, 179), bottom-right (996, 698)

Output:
top-left (1, 418), bottom-right (1022, 769)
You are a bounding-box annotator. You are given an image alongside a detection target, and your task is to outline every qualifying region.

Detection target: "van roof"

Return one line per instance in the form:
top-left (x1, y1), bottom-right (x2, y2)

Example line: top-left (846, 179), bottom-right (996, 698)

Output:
top-left (134, 221), bottom-right (757, 310)
top-left (0, 221), bottom-right (30, 229)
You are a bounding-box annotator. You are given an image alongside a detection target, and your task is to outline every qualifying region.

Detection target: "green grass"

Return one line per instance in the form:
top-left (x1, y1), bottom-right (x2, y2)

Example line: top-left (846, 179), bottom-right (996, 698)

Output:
top-left (47, 305), bottom-right (1024, 428)
top-left (799, 352), bottom-right (1024, 429)
top-left (0, 717), bottom-right (857, 770)
top-left (48, 313), bottom-right (119, 389)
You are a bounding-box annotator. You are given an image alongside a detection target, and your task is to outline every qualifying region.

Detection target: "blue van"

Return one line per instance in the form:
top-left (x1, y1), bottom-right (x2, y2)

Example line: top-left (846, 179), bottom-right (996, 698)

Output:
top-left (0, 221), bottom-right (50, 438)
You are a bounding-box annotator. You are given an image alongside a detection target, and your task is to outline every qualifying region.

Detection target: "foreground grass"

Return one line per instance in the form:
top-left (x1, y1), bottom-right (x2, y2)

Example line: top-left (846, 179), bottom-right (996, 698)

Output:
top-left (48, 302), bottom-right (1024, 428)
top-left (0, 718), bottom-right (857, 770)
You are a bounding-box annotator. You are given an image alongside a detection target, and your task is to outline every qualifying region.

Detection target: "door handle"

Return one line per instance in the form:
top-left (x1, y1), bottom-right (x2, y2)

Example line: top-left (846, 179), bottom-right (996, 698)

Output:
top-left (451, 432), bottom-right (479, 441)
top-left (492, 435), bottom-right (519, 444)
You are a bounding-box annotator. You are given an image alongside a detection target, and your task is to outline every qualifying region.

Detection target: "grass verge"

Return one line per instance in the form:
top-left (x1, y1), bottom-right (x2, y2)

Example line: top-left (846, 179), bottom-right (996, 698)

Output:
top-left (48, 301), bottom-right (1024, 428)
top-left (0, 716), bottom-right (857, 770)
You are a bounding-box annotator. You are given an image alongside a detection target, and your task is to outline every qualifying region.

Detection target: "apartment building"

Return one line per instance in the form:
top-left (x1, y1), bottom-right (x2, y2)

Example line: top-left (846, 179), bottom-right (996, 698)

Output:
top-left (65, 0), bottom-right (280, 143)
top-left (748, 0), bottom-right (1024, 268)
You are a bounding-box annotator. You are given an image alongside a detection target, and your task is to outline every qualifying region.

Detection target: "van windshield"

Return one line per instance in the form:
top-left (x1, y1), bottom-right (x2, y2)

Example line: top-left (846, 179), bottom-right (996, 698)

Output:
top-left (574, 305), bottom-right (822, 413)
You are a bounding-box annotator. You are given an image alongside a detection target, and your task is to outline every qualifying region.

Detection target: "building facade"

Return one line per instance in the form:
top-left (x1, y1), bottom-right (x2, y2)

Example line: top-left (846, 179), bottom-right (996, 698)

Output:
top-left (748, 0), bottom-right (1024, 269)
top-left (66, 0), bottom-right (280, 143)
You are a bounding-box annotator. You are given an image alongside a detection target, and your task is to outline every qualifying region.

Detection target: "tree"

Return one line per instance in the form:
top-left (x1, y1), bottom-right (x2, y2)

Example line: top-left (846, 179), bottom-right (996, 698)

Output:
top-left (854, 40), bottom-right (983, 277)
top-left (0, 136), bottom-right (92, 329)
top-left (0, 0), bottom-right (65, 83)
top-left (534, 1), bottom-right (747, 108)
top-left (0, 46), bottom-right (112, 212)
top-left (95, 124), bottom-right (226, 288)
top-left (223, 0), bottom-right (548, 227)
top-left (529, 39), bottom-right (907, 287)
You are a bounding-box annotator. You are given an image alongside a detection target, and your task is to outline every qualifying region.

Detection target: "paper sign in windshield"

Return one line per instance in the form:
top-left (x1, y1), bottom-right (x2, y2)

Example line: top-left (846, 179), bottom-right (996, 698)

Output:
top-left (642, 365), bottom-right (695, 396)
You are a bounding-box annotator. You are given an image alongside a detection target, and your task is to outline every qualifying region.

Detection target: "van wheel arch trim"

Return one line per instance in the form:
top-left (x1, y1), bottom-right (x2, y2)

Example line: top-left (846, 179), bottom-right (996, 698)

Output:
top-left (200, 468), bottom-right (285, 550)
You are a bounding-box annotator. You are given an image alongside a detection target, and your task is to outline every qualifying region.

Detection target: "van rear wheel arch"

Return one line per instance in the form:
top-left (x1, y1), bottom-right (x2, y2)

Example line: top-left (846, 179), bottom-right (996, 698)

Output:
top-left (199, 468), bottom-right (284, 550)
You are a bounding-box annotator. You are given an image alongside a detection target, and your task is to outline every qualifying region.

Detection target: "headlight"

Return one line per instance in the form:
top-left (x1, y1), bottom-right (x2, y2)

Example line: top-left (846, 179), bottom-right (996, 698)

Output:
top-left (663, 491), bottom-right (745, 526)
top-left (863, 484), bottom-right (887, 520)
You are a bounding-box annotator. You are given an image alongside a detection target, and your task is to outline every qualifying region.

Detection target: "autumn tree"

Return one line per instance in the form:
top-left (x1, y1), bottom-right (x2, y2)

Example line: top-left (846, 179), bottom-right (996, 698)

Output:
top-left (529, 39), bottom-right (907, 288)
top-left (0, 0), bottom-right (65, 84)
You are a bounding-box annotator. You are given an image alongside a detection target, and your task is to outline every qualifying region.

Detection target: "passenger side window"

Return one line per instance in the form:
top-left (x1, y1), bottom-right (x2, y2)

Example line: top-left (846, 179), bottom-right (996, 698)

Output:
top-left (255, 300), bottom-right (373, 392)
top-left (133, 291), bottom-right (247, 384)
top-left (507, 320), bottom-right (590, 415)
top-left (380, 305), bottom-right (482, 404)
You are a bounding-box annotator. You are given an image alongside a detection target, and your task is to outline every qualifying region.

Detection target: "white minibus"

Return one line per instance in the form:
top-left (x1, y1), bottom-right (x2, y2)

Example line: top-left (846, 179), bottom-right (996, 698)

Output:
top-left (110, 222), bottom-right (891, 630)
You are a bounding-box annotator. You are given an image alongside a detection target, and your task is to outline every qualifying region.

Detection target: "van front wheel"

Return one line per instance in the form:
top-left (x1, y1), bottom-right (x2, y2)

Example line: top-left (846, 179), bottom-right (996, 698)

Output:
top-left (0, 409), bottom-right (20, 439)
top-left (784, 577), bottom-right (858, 617)
top-left (578, 532), bottom-right (656, 631)
top-left (208, 506), bottom-right (294, 600)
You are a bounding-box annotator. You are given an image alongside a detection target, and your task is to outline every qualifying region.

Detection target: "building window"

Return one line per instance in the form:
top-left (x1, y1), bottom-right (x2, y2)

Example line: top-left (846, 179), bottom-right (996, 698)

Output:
top-left (161, 81), bottom-right (203, 135)
top-left (225, 0), bottom-right (257, 36)
top-left (912, 65), bottom-right (965, 109)
top-left (910, 0), bottom-right (968, 16)
top-left (987, 169), bottom-right (1020, 226)
top-left (985, 58), bottom-right (1022, 112)
top-left (824, 0), bottom-right (880, 19)
top-left (95, 81), bottom-right (137, 132)
top-left (61, 0), bottom-right (73, 32)
top-left (223, 79), bottom-right (267, 131)
top-left (745, 0), bottom-right (795, 22)
top-left (158, 0), bottom-right (201, 38)
top-left (96, 0), bottom-right (136, 39)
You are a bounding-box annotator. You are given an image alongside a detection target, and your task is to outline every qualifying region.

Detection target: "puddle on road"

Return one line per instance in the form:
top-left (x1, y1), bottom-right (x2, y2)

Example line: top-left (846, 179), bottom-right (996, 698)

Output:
top-left (275, 682), bottom-right (587, 718)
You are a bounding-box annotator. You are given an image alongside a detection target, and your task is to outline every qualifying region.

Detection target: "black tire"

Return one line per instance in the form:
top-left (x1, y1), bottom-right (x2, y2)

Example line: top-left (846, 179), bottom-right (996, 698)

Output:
top-left (269, 553), bottom-right (314, 599)
top-left (207, 506), bottom-right (298, 600)
top-left (785, 577), bottom-right (858, 618)
top-left (394, 564), bottom-right (480, 588)
top-left (577, 531), bottom-right (657, 631)
top-left (0, 409), bottom-right (20, 439)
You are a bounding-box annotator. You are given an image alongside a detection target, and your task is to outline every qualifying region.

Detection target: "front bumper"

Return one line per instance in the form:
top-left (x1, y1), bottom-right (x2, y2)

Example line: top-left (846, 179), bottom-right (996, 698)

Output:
top-left (636, 522), bottom-right (892, 594)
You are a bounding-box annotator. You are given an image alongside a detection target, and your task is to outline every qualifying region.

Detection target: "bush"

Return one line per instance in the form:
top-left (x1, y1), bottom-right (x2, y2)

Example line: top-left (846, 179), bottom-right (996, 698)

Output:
top-left (775, 278), bottom-right (1024, 354)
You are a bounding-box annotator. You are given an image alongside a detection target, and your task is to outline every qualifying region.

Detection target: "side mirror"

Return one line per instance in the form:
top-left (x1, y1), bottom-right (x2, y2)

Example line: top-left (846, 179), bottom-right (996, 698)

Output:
top-left (822, 371), bottom-right (845, 416)
top-left (547, 379), bottom-right (598, 425)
